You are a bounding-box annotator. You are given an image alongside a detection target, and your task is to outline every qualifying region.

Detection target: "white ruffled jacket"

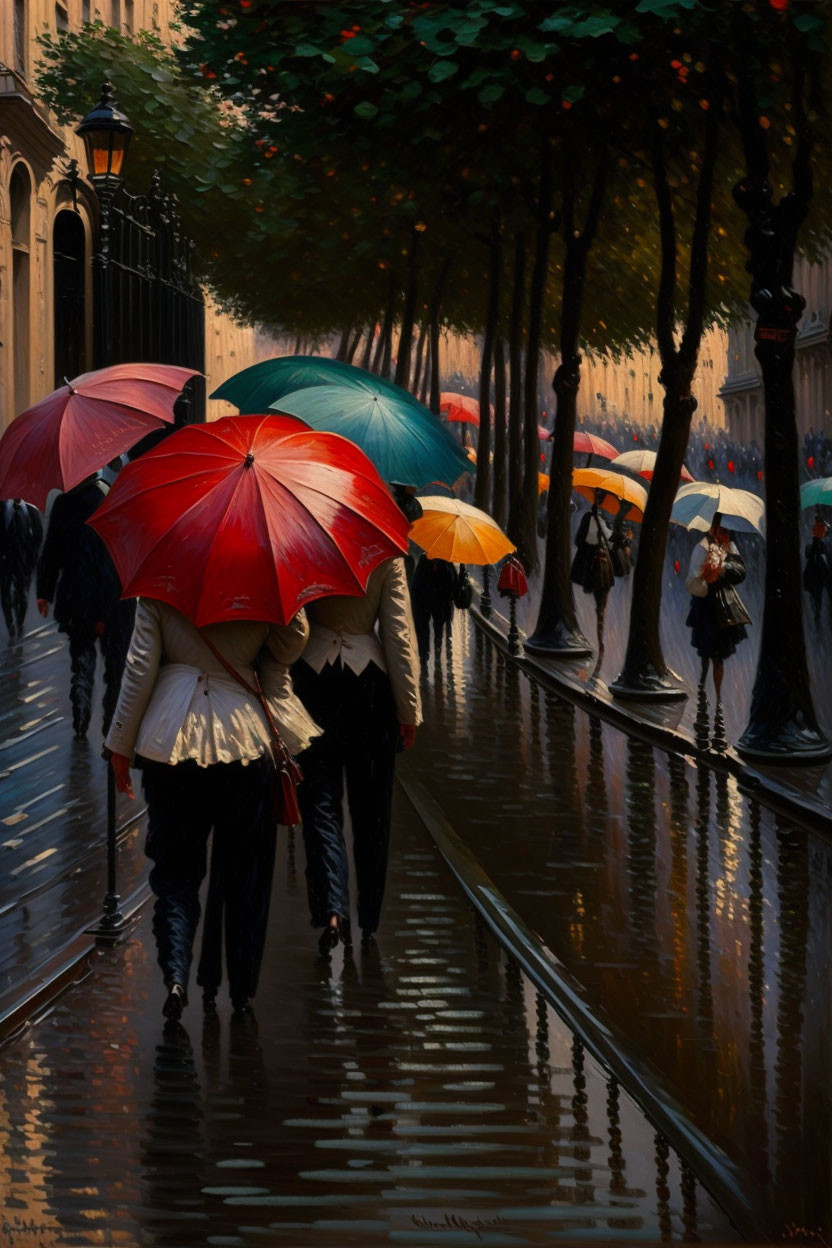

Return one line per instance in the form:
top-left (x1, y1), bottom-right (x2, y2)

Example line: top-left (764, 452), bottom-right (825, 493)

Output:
top-left (105, 599), bottom-right (320, 767)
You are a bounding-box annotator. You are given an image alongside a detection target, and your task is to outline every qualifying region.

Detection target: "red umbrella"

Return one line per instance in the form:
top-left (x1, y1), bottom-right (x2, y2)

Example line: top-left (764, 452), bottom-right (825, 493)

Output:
top-left (89, 413), bottom-right (409, 627)
top-left (538, 425), bottom-right (551, 440)
top-left (573, 431), bottom-right (618, 459)
top-left (0, 363), bottom-right (199, 510)
top-left (440, 392), bottom-right (482, 427)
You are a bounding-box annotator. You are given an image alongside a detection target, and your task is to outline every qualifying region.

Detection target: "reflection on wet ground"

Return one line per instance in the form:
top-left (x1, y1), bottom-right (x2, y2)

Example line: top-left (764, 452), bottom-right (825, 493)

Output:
top-left (0, 607), bottom-right (142, 1019)
top-left (406, 614), bottom-right (832, 1240)
top-left (0, 797), bottom-right (734, 1244)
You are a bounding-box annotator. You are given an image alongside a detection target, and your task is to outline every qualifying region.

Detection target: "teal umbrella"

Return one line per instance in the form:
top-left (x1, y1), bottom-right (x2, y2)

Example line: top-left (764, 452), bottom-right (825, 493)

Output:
top-left (211, 354), bottom-right (413, 413)
top-left (800, 477), bottom-right (832, 509)
top-left (270, 384), bottom-right (472, 488)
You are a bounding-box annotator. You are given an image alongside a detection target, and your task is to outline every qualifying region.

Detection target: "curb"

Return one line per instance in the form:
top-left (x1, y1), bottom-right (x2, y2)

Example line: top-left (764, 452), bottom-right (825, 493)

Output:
top-left (0, 881), bottom-right (150, 1049)
top-left (399, 768), bottom-right (769, 1244)
top-left (471, 602), bottom-right (832, 838)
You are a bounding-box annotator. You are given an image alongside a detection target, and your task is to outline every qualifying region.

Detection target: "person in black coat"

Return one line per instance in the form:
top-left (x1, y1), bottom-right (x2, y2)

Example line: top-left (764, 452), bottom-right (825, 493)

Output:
top-left (803, 509), bottom-right (831, 629)
top-left (0, 499), bottom-right (43, 641)
top-left (36, 475), bottom-right (134, 739)
top-left (409, 555), bottom-right (459, 666)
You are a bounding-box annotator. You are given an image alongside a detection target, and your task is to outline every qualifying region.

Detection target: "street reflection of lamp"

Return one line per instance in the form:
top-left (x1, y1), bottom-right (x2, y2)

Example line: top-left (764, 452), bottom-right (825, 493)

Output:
top-left (76, 81), bottom-right (133, 369)
top-left (77, 82), bottom-right (133, 945)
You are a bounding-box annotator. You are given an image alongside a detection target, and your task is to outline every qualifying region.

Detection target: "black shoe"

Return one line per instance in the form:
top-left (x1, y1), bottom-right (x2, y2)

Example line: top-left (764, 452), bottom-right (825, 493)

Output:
top-left (231, 996), bottom-right (252, 1016)
top-left (318, 925), bottom-right (340, 957)
top-left (202, 989), bottom-right (217, 1013)
top-left (163, 983), bottom-right (187, 1021)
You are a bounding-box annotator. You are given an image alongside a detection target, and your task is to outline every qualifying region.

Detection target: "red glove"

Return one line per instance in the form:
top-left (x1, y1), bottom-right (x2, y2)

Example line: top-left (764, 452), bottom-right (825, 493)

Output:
top-left (111, 752), bottom-right (134, 799)
top-left (37, 599), bottom-right (50, 618)
top-left (400, 724), bottom-right (417, 750)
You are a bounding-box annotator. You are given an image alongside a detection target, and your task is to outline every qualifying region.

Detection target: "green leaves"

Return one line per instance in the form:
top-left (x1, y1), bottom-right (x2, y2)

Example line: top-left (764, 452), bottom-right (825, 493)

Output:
top-left (354, 100), bottom-right (379, 118)
top-left (428, 60), bottom-right (460, 83)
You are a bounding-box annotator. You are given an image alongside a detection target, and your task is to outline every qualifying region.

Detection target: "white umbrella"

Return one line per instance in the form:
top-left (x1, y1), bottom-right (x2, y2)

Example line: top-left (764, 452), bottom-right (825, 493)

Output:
top-left (671, 481), bottom-right (766, 537)
top-left (610, 449), bottom-right (695, 483)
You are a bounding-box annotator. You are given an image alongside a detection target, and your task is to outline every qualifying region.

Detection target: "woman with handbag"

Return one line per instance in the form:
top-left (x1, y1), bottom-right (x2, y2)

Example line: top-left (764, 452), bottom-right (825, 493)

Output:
top-left (685, 514), bottom-right (751, 700)
top-left (292, 555), bottom-right (421, 956)
top-left (570, 490), bottom-right (616, 679)
top-left (106, 600), bottom-right (318, 1020)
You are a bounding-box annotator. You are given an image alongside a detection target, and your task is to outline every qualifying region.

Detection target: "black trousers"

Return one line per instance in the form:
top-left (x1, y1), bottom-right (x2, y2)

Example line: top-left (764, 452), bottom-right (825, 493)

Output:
top-left (65, 599), bottom-right (135, 737)
top-left (293, 660), bottom-right (399, 934)
top-left (140, 756), bottom-right (274, 999)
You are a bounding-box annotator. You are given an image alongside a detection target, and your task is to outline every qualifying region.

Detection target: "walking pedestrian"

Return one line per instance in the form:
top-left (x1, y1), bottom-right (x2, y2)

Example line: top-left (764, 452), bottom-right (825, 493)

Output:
top-left (410, 555), bottom-right (459, 666)
top-left (292, 556), bottom-right (421, 955)
top-left (610, 499), bottom-right (634, 579)
top-left (803, 508), bottom-right (830, 629)
top-left (685, 514), bottom-right (751, 702)
top-left (570, 490), bottom-right (615, 679)
top-left (36, 475), bottom-right (133, 738)
top-left (106, 599), bottom-right (316, 1020)
top-left (0, 498), bottom-right (43, 641)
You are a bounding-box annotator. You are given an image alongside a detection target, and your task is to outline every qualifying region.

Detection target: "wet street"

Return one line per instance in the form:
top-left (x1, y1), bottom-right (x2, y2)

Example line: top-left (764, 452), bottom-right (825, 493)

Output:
top-left (0, 606), bottom-right (828, 1243)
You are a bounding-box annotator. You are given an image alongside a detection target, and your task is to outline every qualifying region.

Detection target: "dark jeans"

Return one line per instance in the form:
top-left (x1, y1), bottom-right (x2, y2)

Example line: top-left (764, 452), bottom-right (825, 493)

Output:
top-left (66, 599), bottom-right (135, 737)
top-left (293, 659), bottom-right (398, 934)
top-left (141, 756), bottom-right (274, 999)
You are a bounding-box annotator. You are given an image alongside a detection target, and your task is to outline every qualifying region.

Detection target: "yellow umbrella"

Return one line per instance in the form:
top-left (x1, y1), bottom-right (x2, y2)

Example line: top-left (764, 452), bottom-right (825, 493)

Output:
top-left (571, 468), bottom-right (648, 523)
top-left (409, 496), bottom-right (515, 565)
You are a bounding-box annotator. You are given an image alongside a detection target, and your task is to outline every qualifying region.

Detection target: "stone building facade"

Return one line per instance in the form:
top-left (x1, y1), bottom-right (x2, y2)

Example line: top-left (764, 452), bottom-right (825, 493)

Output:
top-left (718, 254), bottom-right (832, 445)
top-left (0, 0), bottom-right (260, 434)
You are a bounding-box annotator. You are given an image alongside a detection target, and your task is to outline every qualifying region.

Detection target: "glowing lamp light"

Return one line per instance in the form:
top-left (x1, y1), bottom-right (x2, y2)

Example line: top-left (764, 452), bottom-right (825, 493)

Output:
top-left (76, 81), bottom-right (133, 181)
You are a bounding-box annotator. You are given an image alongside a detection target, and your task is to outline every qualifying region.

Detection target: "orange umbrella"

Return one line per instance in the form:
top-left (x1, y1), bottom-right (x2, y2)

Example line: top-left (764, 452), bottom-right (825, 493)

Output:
top-left (538, 472), bottom-right (550, 494)
top-left (409, 496), bottom-right (515, 565)
top-left (572, 468), bottom-right (648, 523)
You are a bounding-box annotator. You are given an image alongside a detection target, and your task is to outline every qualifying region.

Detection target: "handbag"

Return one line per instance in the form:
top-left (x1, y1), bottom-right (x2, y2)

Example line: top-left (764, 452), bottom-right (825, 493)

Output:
top-left (714, 583), bottom-right (752, 630)
top-left (200, 633), bottom-right (303, 826)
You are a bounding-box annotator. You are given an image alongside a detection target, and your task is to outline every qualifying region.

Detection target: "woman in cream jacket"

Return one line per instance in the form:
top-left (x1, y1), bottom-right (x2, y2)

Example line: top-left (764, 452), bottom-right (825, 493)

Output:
top-left (107, 598), bottom-right (318, 1020)
top-left (292, 555), bottom-right (421, 955)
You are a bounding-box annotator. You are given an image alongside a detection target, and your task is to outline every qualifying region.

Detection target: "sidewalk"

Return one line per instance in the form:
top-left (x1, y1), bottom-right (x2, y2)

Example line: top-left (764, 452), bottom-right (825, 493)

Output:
top-left (472, 595), bottom-right (832, 836)
top-left (0, 791), bottom-right (736, 1247)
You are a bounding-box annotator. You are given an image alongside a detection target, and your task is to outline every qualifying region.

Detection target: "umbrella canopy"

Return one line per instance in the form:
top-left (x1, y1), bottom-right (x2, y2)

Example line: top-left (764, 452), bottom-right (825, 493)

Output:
top-left (409, 496), bottom-right (515, 566)
top-left (271, 385), bottom-right (471, 488)
top-left (213, 353), bottom-right (408, 413)
top-left (611, 449), bottom-right (695, 483)
top-left (572, 468), bottom-right (649, 523)
top-left (800, 478), bottom-right (832, 510)
top-left (89, 414), bottom-right (409, 627)
top-left (0, 363), bottom-right (199, 510)
top-left (440, 392), bottom-right (482, 426)
top-left (573, 431), bottom-right (619, 459)
top-left (538, 472), bottom-right (550, 494)
top-left (671, 481), bottom-right (766, 537)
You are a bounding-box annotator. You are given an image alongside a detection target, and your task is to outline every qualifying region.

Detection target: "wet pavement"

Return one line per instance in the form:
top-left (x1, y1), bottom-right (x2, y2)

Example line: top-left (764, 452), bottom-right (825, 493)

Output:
top-left (405, 614), bottom-right (832, 1241)
top-left (0, 603), bottom-right (143, 1027)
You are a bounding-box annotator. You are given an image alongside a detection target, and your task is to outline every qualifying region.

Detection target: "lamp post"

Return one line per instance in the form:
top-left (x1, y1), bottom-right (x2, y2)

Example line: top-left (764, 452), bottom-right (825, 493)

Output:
top-left (76, 80), bottom-right (133, 369)
top-left (77, 83), bottom-right (133, 945)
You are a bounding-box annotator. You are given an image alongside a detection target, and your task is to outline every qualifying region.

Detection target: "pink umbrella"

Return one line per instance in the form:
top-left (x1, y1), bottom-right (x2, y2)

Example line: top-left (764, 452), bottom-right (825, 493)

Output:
top-left (573, 430), bottom-right (619, 460)
top-left (0, 363), bottom-right (200, 510)
top-left (611, 449), bottom-right (695, 483)
top-left (440, 392), bottom-right (482, 427)
top-left (538, 425), bottom-right (551, 441)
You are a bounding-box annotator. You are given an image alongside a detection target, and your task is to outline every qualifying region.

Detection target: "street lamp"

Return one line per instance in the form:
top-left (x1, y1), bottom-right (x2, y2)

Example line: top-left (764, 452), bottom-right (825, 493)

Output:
top-left (76, 81), bottom-right (132, 371)
top-left (76, 80), bottom-right (133, 181)
top-left (77, 82), bottom-right (133, 946)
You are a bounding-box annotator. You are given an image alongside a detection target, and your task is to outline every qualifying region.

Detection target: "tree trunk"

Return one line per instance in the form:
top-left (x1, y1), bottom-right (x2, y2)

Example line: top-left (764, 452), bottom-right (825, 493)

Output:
top-left (394, 230), bottom-right (420, 387)
top-left (346, 326), bottom-right (363, 364)
top-left (733, 43), bottom-right (829, 760)
top-left (613, 109), bottom-right (719, 698)
top-left (506, 232), bottom-right (527, 549)
top-left (411, 321), bottom-right (427, 397)
top-left (475, 223), bottom-right (501, 512)
top-left (492, 337), bottom-right (508, 529)
top-left (372, 272), bottom-right (396, 375)
top-left (335, 327), bottom-right (351, 361)
top-left (427, 256), bottom-right (452, 415)
top-left (419, 344), bottom-right (431, 407)
top-left (360, 322), bottom-right (375, 371)
top-left (529, 147), bottom-right (606, 646)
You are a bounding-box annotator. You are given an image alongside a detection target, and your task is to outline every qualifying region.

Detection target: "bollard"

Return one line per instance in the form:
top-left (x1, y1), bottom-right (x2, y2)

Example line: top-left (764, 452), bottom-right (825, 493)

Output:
top-left (481, 565), bottom-right (492, 617)
top-left (87, 755), bottom-right (128, 945)
top-left (507, 594), bottom-right (522, 656)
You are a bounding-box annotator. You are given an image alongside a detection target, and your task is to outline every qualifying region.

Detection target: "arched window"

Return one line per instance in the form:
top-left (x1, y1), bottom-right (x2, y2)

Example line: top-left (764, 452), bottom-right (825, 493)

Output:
top-left (10, 164), bottom-right (32, 418)
top-left (53, 210), bottom-right (88, 386)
